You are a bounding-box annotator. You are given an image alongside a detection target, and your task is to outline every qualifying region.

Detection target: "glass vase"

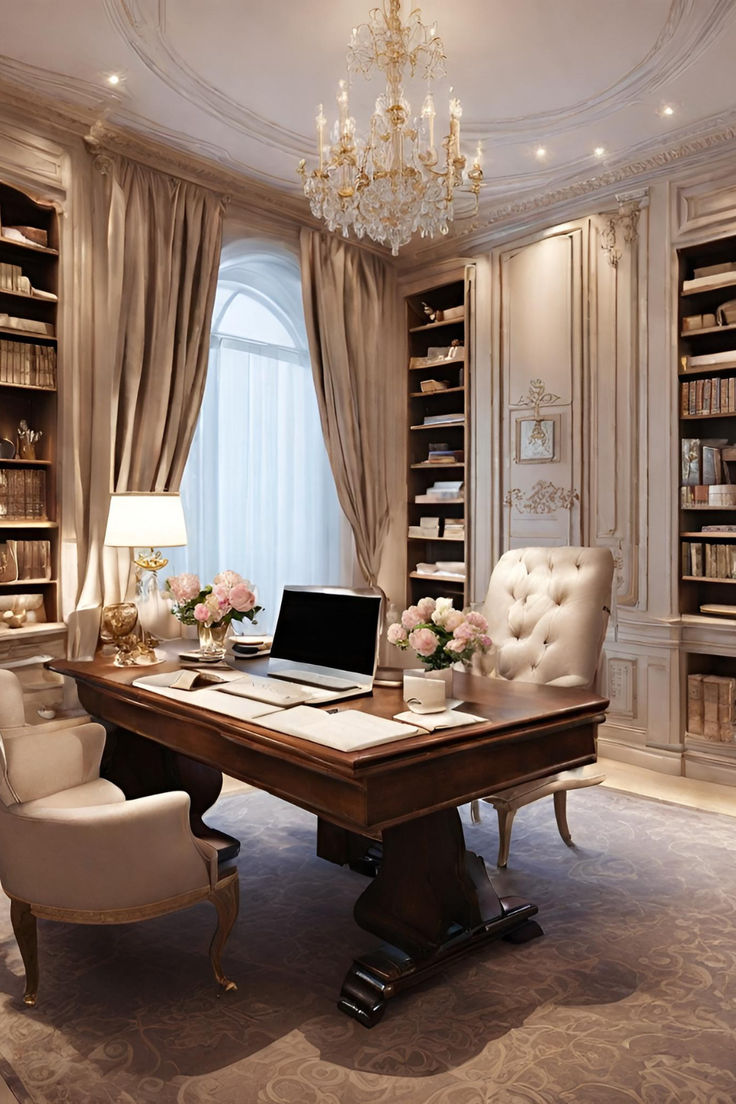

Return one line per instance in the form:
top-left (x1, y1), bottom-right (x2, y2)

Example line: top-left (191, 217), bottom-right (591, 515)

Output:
top-left (424, 666), bottom-right (455, 694)
top-left (197, 621), bottom-right (229, 660)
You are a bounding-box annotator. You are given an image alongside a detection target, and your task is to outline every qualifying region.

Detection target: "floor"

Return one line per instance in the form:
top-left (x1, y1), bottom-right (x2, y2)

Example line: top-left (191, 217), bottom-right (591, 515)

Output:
top-left (0, 761), bottom-right (733, 1102)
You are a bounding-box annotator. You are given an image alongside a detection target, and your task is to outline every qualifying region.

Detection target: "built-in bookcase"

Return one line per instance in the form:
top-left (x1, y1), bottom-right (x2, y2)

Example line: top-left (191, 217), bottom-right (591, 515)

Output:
top-left (677, 232), bottom-right (736, 763)
top-left (405, 271), bottom-right (472, 608)
top-left (0, 178), bottom-right (66, 718)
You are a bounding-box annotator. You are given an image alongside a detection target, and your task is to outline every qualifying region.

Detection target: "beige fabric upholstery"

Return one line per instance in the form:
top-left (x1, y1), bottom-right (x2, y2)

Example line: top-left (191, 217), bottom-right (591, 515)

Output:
top-left (482, 546), bottom-right (614, 688)
top-left (474, 546), bottom-right (614, 865)
top-left (0, 671), bottom-right (237, 1003)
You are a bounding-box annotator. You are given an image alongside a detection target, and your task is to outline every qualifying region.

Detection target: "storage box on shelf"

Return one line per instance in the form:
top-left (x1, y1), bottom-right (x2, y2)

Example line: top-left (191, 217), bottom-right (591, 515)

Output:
top-left (0, 179), bottom-right (64, 699)
top-left (678, 235), bottom-right (736, 778)
top-left (405, 275), bottom-right (471, 604)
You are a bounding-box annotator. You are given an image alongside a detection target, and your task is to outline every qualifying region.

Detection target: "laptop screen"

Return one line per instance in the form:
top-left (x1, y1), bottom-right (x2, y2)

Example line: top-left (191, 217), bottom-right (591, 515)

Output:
top-left (270, 587), bottom-right (382, 677)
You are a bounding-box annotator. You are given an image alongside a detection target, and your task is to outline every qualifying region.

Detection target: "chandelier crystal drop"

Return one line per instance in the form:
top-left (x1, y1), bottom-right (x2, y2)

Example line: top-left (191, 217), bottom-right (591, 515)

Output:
top-left (298, 0), bottom-right (483, 256)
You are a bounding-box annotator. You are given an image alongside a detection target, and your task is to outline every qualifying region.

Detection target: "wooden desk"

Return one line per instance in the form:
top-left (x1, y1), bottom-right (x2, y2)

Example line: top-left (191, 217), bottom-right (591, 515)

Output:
top-left (50, 652), bottom-right (608, 1026)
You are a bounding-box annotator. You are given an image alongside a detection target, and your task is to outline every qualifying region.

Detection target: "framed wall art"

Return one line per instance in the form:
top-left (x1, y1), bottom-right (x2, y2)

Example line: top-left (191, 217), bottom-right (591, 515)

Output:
top-left (515, 415), bottom-right (559, 464)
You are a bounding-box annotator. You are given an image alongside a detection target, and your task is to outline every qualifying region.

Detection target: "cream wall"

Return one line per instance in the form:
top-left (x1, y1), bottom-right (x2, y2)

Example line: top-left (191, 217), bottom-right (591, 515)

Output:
top-left (3, 88), bottom-right (736, 782)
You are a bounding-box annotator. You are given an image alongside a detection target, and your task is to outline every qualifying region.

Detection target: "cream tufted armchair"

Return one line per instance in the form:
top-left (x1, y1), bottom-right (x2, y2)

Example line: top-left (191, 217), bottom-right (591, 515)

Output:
top-left (0, 669), bottom-right (238, 1006)
top-left (471, 546), bottom-right (614, 866)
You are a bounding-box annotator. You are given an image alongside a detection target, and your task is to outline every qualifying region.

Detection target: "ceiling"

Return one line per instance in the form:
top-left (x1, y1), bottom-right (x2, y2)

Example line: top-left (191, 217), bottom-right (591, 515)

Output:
top-left (2, 0), bottom-right (736, 243)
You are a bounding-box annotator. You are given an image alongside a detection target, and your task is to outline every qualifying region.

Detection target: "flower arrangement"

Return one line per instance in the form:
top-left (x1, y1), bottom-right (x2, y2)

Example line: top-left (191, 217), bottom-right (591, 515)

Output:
top-left (387, 596), bottom-right (491, 671)
top-left (165, 570), bottom-right (262, 628)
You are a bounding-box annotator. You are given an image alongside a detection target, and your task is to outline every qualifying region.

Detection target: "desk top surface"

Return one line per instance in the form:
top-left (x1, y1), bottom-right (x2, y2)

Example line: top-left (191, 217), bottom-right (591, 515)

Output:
top-left (51, 648), bottom-right (608, 833)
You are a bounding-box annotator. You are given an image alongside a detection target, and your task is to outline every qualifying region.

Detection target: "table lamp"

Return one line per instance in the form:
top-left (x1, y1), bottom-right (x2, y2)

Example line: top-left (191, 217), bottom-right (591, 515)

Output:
top-left (103, 492), bottom-right (188, 642)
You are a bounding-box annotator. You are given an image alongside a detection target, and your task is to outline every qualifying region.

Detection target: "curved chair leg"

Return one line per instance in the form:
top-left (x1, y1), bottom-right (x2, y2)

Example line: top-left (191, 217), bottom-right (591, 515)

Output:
top-left (495, 807), bottom-right (516, 869)
top-left (209, 873), bottom-right (239, 993)
top-left (553, 790), bottom-right (573, 845)
top-left (470, 799), bottom-right (482, 824)
top-left (10, 898), bottom-right (39, 1006)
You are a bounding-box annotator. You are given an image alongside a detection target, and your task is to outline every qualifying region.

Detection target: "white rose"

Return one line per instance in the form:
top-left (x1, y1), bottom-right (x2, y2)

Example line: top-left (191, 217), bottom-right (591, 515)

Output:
top-left (431, 597), bottom-right (454, 628)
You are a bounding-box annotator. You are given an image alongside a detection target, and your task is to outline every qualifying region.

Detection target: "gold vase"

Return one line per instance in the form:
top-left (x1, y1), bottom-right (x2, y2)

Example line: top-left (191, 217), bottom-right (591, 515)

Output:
top-left (197, 621), bottom-right (228, 660)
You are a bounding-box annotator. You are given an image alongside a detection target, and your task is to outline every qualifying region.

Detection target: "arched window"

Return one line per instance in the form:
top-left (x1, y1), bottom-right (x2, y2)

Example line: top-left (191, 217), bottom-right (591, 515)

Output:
top-left (165, 244), bottom-right (351, 632)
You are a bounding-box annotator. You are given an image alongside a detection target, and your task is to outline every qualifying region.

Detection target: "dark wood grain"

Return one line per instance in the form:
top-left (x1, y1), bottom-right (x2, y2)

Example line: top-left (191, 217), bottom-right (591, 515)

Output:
top-left (50, 649), bottom-right (608, 1025)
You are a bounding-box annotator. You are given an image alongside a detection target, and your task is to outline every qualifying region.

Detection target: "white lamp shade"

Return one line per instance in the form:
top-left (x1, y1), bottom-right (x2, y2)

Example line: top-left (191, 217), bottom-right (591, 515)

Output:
top-left (104, 493), bottom-right (188, 548)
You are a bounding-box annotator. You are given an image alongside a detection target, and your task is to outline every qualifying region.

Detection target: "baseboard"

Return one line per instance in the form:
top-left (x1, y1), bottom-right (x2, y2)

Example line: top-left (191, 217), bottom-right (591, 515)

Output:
top-left (597, 736), bottom-right (683, 775)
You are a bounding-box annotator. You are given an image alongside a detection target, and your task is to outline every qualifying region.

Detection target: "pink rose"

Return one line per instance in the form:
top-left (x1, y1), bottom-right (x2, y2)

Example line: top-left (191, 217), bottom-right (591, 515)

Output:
top-left (193, 603), bottom-right (210, 623)
top-left (387, 622), bottom-right (408, 645)
top-left (214, 570), bottom-right (243, 588)
top-left (480, 635), bottom-right (492, 649)
top-left (409, 626), bottom-right (439, 657)
top-left (212, 583), bottom-right (232, 609)
top-left (230, 583), bottom-right (256, 612)
top-left (167, 572), bottom-right (201, 603)
top-left (453, 622), bottom-right (475, 642)
top-left (401, 605), bottom-right (424, 631)
top-left (443, 608), bottom-right (464, 632)
top-left (466, 610), bottom-right (488, 631)
top-left (445, 638), bottom-right (465, 653)
top-left (416, 597), bottom-right (436, 620)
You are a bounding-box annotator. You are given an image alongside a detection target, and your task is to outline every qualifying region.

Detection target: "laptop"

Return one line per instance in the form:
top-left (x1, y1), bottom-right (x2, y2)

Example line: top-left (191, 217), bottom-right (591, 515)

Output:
top-left (220, 586), bottom-right (383, 707)
top-left (265, 585), bottom-right (383, 703)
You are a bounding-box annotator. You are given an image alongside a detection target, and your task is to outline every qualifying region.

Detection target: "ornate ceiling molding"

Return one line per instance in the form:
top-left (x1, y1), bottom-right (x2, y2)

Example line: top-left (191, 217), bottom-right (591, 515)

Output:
top-left (465, 0), bottom-right (736, 143)
top-left (103, 0), bottom-right (308, 158)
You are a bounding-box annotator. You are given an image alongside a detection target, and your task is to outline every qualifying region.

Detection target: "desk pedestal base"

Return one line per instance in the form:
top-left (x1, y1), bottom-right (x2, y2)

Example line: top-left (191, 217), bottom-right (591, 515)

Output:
top-left (337, 807), bottom-right (542, 1027)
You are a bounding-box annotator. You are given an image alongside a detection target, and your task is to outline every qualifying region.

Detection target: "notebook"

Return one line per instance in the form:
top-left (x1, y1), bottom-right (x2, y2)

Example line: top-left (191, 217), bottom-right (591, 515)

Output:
top-left (264, 586), bottom-right (383, 704)
top-left (254, 705), bottom-right (420, 750)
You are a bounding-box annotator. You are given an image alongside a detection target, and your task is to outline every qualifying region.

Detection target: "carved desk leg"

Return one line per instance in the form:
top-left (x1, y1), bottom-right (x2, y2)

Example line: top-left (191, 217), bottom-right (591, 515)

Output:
top-left (338, 807), bottom-right (541, 1027)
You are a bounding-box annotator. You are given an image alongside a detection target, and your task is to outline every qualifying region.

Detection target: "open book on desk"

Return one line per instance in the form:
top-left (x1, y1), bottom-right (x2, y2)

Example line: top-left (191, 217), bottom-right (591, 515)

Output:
top-left (132, 670), bottom-right (284, 722)
top-left (254, 705), bottom-right (421, 751)
top-left (393, 707), bottom-right (487, 732)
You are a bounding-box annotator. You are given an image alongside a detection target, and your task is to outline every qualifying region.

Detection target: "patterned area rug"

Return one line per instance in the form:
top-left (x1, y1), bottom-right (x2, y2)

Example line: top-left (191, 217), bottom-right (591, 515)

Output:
top-left (1, 786), bottom-right (735, 1103)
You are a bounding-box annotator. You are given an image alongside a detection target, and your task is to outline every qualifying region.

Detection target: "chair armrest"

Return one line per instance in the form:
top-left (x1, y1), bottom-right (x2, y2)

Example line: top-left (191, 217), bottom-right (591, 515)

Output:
top-left (0, 721), bottom-right (108, 805)
top-left (0, 791), bottom-right (219, 911)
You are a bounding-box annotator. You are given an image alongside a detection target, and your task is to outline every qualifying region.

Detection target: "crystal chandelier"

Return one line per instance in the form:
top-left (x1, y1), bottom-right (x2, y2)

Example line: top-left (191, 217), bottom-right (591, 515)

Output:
top-left (298, 0), bottom-right (483, 256)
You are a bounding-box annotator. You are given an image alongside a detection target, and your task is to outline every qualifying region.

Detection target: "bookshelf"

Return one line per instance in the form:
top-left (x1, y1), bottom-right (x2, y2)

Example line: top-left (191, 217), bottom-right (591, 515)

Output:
top-left (405, 275), bottom-right (471, 607)
top-left (677, 233), bottom-right (736, 757)
top-left (0, 179), bottom-right (63, 676)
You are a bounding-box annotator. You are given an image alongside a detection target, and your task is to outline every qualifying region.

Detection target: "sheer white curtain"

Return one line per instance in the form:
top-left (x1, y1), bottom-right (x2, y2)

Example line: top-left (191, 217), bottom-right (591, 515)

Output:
top-left (166, 246), bottom-right (351, 632)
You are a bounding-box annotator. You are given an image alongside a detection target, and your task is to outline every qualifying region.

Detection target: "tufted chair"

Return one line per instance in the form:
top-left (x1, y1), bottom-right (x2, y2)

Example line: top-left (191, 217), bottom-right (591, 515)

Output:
top-left (471, 546), bottom-right (614, 866)
top-left (0, 669), bottom-right (239, 1006)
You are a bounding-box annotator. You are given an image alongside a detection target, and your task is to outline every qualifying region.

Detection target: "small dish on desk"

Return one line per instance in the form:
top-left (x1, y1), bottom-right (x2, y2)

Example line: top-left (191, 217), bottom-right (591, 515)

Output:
top-left (230, 635), bottom-right (272, 658)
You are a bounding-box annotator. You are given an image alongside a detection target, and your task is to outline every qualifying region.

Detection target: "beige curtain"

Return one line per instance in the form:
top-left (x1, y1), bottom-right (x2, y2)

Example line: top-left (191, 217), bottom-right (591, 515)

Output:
top-left (66, 156), bottom-right (224, 658)
top-left (300, 229), bottom-right (394, 588)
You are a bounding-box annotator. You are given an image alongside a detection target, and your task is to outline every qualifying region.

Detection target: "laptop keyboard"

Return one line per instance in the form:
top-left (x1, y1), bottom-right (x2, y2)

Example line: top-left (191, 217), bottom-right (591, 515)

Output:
top-left (217, 675), bottom-right (312, 707)
top-left (273, 669), bottom-right (361, 691)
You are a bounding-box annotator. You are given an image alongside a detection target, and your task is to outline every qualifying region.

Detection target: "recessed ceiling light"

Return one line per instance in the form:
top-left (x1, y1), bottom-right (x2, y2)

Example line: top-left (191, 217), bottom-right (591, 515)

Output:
top-left (662, 105), bottom-right (674, 116)
top-left (107, 73), bottom-right (121, 86)
top-left (535, 146), bottom-right (546, 159)
top-left (594, 146), bottom-right (605, 158)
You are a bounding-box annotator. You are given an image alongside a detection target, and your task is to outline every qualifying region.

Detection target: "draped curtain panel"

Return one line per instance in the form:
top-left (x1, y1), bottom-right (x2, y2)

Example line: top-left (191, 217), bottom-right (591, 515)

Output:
top-left (299, 229), bottom-right (394, 589)
top-left (66, 155), bottom-right (224, 658)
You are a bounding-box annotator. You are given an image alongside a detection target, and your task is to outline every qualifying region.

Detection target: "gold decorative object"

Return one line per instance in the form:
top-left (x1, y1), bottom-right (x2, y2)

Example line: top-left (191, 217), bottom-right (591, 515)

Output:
top-left (504, 482), bottom-right (580, 515)
top-left (298, 0), bottom-right (483, 255)
top-left (101, 602), bottom-right (140, 664)
top-left (17, 419), bottom-right (42, 460)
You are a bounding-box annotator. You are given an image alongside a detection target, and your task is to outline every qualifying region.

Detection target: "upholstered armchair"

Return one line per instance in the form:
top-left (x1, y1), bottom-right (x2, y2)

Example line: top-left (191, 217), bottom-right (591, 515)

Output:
top-left (0, 670), bottom-right (238, 1006)
top-left (471, 546), bottom-right (614, 866)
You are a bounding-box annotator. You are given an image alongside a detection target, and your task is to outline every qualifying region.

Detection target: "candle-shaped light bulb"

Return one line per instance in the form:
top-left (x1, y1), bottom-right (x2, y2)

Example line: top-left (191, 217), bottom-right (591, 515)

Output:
top-left (421, 91), bottom-right (436, 151)
top-left (338, 79), bottom-right (349, 133)
top-left (449, 91), bottom-right (462, 156)
top-left (316, 104), bottom-right (326, 169)
top-left (474, 141), bottom-right (483, 169)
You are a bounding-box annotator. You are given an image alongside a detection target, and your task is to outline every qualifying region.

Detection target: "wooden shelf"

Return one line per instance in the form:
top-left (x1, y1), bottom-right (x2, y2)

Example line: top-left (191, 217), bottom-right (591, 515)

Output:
top-left (0, 520), bottom-right (56, 528)
top-left (681, 505), bottom-right (736, 511)
top-left (682, 575), bottom-right (736, 584)
top-left (0, 381), bottom-right (55, 393)
top-left (407, 534), bottom-right (465, 542)
top-left (411, 461), bottom-right (465, 469)
top-left (409, 316), bottom-right (465, 333)
top-left (409, 386), bottom-right (465, 398)
top-left (410, 420), bottom-right (465, 431)
top-left (681, 411), bottom-right (736, 420)
top-left (681, 531), bottom-right (736, 538)
top-left (681, 274), bottom-right (736, 296)
top-left (410, 572), bottom-right (466, 583)
top-left (409, 356), bottom-right (465, 370)
top-left (0, 458), bottom-right (51, 466)
top-left (0, 578), bottom-right (54, 588)
top-left (681, 323), bottom-right (736, 338)
top-left (0, 325), bottom-right (55, 343)
top-left (679, 362), bottom-right (736, 377)
top-left (0, 236), bottom-right (58, 258)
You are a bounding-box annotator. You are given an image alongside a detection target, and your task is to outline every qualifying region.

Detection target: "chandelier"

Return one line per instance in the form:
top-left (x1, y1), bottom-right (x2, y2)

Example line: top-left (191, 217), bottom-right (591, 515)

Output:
top-left (298, 0), bottom-right (483, 256)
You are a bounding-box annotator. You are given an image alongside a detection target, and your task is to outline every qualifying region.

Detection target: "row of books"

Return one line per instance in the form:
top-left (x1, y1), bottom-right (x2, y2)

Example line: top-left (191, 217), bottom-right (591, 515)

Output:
top-left (687, 673), bottom-right (736, 741)
top-left (0, 539), bottom-right (52, 581)
top-left (408, 516), bottom-right (465, 540)
top-left (681, 438), bottom-right (736, 485)
top-left (0, 339), bottom-right (56, 387)
top-left (0, 262), bottom-right (31, 295)
top-left (682, 540), bottom-right (736, 578)
top-left (0, 468), bottom-right (47, 519)
top-left (426, 444), bottom-right (464, 463)
top-left (680, 485), bottom-right (736, 506)
top-left (680, 377), bottom-right (736, 415)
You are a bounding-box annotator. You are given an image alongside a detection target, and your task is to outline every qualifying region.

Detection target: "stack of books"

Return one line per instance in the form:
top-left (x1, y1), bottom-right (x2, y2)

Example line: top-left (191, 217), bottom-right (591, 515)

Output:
top-left (427, 445), bottom-right (464, 463)
top-left (443, 520), bottom-right (465, 540)
top-left (0, 339), bottom-right (56, 386)
top-left (0, 469), bottom-right (47, 519)
top-left (415, 480), bottom-right (463, 503)
top-left (687, 673), bottom-right (736, 741)
top-left (408, 516), bottom-right (440, 539)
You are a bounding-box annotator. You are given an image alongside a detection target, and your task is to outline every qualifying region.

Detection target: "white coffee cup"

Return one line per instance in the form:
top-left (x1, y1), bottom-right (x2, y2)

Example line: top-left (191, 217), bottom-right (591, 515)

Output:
top-left (402, 672), bottom-right (446, 714)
